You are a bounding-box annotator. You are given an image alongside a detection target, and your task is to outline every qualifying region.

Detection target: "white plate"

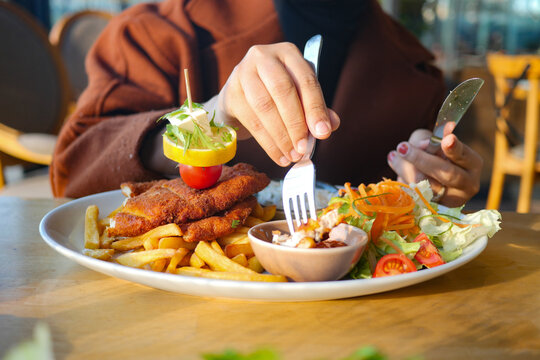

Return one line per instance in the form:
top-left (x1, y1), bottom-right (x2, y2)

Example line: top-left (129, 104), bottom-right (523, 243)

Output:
top-left (39, 190), bottom-right (488, 302)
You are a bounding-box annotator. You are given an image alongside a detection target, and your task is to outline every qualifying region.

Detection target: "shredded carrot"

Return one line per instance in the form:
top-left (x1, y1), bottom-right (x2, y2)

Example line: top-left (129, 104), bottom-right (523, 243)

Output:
top-left (337, 179), bottom-right (418, 242)
top-left (334, 179), bottom-right (476, 244)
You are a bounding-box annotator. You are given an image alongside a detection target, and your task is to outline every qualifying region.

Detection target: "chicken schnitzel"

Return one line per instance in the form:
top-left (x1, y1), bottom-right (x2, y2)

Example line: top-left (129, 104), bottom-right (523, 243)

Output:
top-left (108, 163), bottom-right (270, 238)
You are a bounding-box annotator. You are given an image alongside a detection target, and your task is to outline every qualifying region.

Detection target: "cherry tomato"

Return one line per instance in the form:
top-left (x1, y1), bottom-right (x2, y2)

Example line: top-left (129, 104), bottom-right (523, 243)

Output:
top-left (179, 164), bottom-right (222, 189)
top-left (413, 233), bottom-right (445, 268)
top-left (373, 254), bottom-right (417, 277)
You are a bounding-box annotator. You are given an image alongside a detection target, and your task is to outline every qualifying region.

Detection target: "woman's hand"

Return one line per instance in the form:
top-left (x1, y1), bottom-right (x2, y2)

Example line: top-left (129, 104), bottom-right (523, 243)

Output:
top-left (387, 128), bottom-right (483, 207)
top-left (211, 42), bottom-right (340, 167)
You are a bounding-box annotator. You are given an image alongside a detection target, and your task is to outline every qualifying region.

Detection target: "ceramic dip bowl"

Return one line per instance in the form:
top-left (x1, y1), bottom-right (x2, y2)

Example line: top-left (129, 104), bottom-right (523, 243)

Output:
top-left (248, 220), bottom-right (368, 282)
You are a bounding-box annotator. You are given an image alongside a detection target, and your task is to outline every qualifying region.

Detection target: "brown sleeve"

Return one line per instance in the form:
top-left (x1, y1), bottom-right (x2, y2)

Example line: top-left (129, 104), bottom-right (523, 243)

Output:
top-left (50, 1), bottom-right (203, 198)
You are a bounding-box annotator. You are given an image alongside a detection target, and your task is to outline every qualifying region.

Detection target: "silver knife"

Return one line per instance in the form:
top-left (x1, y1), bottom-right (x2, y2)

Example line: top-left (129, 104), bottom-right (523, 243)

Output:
top-left (302, 34), bottom-right (323, 159)
top-left (426, 77), bottom-right (484, 154)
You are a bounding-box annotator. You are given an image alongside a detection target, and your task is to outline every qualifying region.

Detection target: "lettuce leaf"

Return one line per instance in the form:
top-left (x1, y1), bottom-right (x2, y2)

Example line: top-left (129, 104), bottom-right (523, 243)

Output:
top-left (437, 209), bottom-right (502, 252)
top-left (375, 231), bottom-right (421, 259)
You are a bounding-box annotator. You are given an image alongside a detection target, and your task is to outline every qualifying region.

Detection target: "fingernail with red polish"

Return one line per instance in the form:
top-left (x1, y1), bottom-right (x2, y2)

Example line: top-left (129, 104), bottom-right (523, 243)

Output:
top-left (387, 151), bottom-right (395, 163)
top-left (397, 142), bottom-right (409, 156)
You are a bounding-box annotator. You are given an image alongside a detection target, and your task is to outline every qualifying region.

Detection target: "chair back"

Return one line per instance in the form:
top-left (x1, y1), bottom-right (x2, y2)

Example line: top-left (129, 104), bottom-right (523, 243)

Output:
top-left (487, 53), bottom-right (540, 105)
top-left (49, 10), bottom-right (113, 101)
top-left (0, 2), bottom-right (70, 135)
top-left (485, 53), bottom-right (540, 212)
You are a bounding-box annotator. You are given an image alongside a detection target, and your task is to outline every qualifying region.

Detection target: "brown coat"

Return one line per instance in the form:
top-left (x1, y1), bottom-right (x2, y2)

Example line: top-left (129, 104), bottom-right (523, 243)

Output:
top-left (51, 0), bottom-right (445, 198)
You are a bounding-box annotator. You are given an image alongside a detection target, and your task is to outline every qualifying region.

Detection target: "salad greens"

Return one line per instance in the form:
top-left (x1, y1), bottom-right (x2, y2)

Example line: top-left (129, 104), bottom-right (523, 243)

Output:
top-left (342, 180), bottom-right (501, 279)
top-left (159, 99), bottom-right (228, 152)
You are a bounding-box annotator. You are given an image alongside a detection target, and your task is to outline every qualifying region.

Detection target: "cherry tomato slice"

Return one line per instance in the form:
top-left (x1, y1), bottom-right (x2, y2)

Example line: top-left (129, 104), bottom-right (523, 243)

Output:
top-left (413, 233), bottom-right (445, 268)
top-left (179, 164), bottom-right (222, 189)
top-left (373, 254), bottom-right (417, 278)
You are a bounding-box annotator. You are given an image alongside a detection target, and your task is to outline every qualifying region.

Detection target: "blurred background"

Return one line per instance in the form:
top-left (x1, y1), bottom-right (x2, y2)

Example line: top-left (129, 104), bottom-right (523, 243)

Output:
top-left (1, 0), bottom-right (539, 212)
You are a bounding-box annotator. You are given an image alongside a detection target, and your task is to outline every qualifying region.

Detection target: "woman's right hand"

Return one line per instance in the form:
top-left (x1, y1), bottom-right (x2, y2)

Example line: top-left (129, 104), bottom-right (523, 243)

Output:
top-left (213, 42), bottom-right (340, 167)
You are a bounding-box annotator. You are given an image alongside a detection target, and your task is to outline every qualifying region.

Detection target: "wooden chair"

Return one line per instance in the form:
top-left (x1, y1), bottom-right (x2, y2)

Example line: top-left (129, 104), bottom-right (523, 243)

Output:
top-left (486, 53), bottom-right (540, 213)
top-left (49, 10), bottom-right (113, 105)
top-left (0, 2), bottom-right (70, 188)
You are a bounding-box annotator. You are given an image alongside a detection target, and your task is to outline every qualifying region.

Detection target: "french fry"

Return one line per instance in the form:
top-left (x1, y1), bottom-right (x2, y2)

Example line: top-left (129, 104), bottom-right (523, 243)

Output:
top-left (84, 205), bottom-right (100, 249)
top-left (231, 236), bottom-right (249, 244)
top-left (252, 202), bottom-right (265, 219)
top-left (83, 248), bottom-right (114, 261)
top-left (159, 236), bottom-right (196, 250)
top-left (217, 232), bottom-right (248, 246)
top-left (84, 201), bottom-right (279, 282)
top-left (151, 259), bottom-right (167, 272)
top-left (247, 256), bottom-right (264, 273)
top-left (179, 251), bottom-right (193, 267)
top-left (189, 253), bottom-right (206, 268)
top-left (244, 216), bottom-right (264, 227)
top-left (235, 226), bottom-right (251, 234)
top-left (116, 249), bottom-right (176, 268)
top-left (166, 248), bottom-right (189, 273)
top-left (210, 240), bottom-right (225, 255)
top-left (230, 253), bottom-right (248, 267)
top-left (99, 230), bottom-right (115, 249)
top-left (262, 205), bottom-right (277, 222)
top-left (144, 237), bottom-right (159, 250)
top-left (177, 266), bottom-right (287, 282)
top-left (111, 237), bottom-right (144, 251)
top-left (112, 223), bottom-right (183, 251)
top-left (194, 241), bottom-right (255, 274)
top-left (224, 242), bottom-right (254, 258)
top-left (141, 223), bottom-right (183, 243)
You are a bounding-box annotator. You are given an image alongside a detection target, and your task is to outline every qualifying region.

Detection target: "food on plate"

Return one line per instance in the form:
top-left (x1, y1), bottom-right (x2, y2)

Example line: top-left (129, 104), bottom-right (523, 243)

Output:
top-left (160, 75), bottom-right (237, 189)
top-left (109, 163), bottom-right (269, 237)
top-left (323, 179), bottom-right (501, 279)
top-left (84, 205), bottom-right (100, 250)
top-left (373, 253), bottom-right (417, 277)
top-left (271, 220), bottom-right (366, 249)
top-left (82, 165), bottom-right (284, 282)
top-left (260, 178), bottom-right (501, 279)
top-left (248, 219), bottom-right (368, 282)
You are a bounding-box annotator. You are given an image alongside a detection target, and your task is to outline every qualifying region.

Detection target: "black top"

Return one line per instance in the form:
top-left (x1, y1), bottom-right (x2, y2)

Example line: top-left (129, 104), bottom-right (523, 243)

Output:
top-left (273, 0), bottom-right (369, 106)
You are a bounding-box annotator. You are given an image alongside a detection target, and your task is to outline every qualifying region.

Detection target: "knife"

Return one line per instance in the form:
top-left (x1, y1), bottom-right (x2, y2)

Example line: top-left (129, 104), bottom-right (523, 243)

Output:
top-left (426, 77), bottom-right (484, 154)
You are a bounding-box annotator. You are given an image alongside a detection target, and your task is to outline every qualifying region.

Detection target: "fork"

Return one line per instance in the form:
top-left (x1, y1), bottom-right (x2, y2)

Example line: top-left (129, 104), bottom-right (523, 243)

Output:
top-left (282, 34), bottom-right (322, 234)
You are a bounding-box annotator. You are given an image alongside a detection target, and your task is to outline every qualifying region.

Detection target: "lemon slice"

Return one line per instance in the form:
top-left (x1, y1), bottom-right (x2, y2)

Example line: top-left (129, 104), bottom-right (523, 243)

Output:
top-left (163, 126), bottom-right (237, 167)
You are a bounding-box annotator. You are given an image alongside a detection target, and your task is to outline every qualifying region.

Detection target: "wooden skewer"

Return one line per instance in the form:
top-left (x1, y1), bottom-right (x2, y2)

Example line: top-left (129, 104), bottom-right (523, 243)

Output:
top-left (184, 68), bottom-right (193, 112)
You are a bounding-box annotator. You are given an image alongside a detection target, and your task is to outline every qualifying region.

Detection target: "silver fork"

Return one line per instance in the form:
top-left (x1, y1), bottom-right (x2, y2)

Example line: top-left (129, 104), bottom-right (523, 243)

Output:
top-left (282, 34), bottom-right (322, 233)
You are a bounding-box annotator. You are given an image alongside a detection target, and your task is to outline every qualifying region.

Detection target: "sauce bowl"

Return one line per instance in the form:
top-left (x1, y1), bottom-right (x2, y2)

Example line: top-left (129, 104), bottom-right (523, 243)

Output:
top-left (248, 220), bottom-right (368, 282)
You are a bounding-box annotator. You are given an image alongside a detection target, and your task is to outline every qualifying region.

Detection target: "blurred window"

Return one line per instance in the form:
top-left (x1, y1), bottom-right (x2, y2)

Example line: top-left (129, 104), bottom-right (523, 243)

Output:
top-left (381, 0), bottom-right (540, 74)
top-left (49, 0), bottom-right (159, 25)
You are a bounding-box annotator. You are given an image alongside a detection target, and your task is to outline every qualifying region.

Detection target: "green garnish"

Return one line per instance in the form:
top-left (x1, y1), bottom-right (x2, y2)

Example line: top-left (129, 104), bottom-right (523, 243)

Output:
top-left (231, 219), bottom-right (240, 228)
top-left (221, 131), bottom-right (233, 143)
top-left (161, 103), bottom-right (234, 152)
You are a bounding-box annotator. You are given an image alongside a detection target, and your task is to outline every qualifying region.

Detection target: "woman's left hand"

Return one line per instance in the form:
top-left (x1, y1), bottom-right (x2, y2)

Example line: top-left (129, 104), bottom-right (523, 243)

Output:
top-left (387, 128), bottom-right (483, 207)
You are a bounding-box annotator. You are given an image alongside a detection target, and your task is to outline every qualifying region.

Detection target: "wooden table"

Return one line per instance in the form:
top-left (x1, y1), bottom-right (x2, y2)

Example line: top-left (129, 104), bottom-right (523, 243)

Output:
top-left (0, 197), bottom-right (539, 359)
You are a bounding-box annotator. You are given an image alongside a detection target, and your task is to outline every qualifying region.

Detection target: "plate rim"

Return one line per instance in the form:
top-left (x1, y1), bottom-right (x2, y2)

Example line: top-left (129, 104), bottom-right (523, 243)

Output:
top-left (38, 190), bottom-right (488, 302)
